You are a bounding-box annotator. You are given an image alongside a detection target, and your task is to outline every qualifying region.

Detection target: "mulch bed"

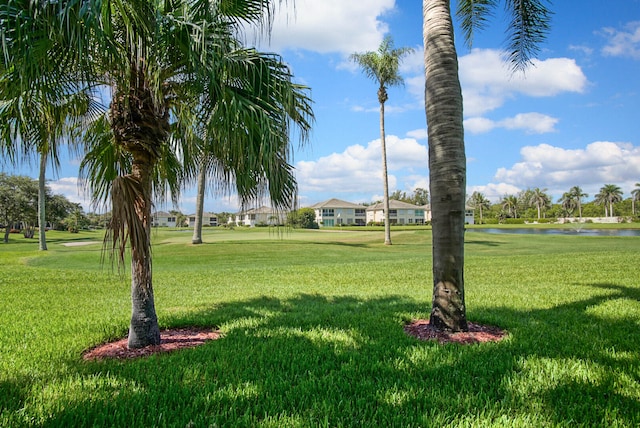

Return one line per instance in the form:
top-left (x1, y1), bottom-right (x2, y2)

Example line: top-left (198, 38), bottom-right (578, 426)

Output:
top-left (83, 321), bottom-right (507, 361)
top-left (82, 327), bottom-right (222, 361)
top-left (404, 319), bottom-right (507, 344)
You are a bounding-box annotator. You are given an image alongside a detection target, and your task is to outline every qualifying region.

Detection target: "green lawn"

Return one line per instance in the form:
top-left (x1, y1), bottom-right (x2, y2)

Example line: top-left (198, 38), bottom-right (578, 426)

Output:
top-left (1, 227), bottom-right (639, 427)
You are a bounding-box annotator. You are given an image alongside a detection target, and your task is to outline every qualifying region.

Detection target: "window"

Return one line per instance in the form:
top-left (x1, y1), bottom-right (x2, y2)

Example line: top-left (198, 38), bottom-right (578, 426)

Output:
top-left (322, 209), bottom-right (334, 217)
top-left (389, 210), bottom-right (397, 217)
top-left (167, 217), bottom-right (176, 222)
top-left (355, 209), bottom-right (366, 216)
top-left (415, 210), bottom-right (424, 216)
top-left (249, 214), bottom-right (256, 220)
top-left (323, 219), bottom-right (334, 227)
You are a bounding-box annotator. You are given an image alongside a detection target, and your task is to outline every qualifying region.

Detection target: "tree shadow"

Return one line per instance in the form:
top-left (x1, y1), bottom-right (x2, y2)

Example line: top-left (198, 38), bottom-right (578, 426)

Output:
top-left (35, 283), bottom-right (640, 426)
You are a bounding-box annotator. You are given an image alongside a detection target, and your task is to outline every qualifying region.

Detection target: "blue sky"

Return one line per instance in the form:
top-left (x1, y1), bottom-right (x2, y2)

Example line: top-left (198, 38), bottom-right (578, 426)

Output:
top-left (5, 0), bottom-right (640, 214)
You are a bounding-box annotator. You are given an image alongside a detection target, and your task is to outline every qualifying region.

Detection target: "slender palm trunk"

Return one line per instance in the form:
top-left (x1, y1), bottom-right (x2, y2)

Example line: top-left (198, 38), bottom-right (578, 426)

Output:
top-left (380, 100), bottom-right (391, 245)
top-left (577, 200), bottom-right (582, 219)
top-left (424, 0), bottom-right (467, 332)
top-left (38, 150), bottom-right (48, 251)
top-left (192, 160), bottom-right (206, 244)
top-left (127, 149), bottom-right (161, 348)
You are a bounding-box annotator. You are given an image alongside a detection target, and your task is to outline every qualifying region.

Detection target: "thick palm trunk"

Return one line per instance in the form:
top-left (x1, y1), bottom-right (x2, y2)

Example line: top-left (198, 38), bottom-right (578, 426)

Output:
top-left (192, 161), bottom-right (206, 244)
top-left (127, 149), bottom-right (161, 348)
top-left (38, 150), bottom-right (48, 251)
top-left (423, 0), bottom-right (468, 332)
top-left (380, 101), bottom-right (392, 245)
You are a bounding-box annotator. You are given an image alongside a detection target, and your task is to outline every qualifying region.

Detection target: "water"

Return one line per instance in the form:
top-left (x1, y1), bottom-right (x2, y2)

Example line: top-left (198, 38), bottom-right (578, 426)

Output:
top-left (467, 228), bottom-right (640, 237)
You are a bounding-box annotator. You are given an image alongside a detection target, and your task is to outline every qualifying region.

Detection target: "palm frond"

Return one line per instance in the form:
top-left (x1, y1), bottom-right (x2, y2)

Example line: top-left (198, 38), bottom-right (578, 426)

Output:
top-left (504, 0), bottom-right (552, 71)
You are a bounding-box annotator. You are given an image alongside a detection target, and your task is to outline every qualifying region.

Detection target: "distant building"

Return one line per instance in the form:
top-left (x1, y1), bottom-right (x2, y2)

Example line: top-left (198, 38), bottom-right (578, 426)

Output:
top-left (231, 206), bottom-right (286, 227)
top-left (365, 200), bottom-right (426, 225)
top-left (151, 211), bottom-right (177, 227)
top-left (187, 212), bottom-right (218, 227)
top-left (308, 198), bottom-right (367, 227)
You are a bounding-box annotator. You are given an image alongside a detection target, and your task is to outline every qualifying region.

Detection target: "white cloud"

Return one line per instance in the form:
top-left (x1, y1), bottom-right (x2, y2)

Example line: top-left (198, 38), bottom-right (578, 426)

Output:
top-left (47, 177), bottom-right (93, 211)
top-left (493, 141), bottom-right (640, 196)
top-left (466, 112), bottom-right (558, 135)
top-left (459, 49), bottom-right (588, 116)
top-left (468, 183), bottom-right (522, 202)
top-left (295, 135), bottom-right (428, 197)
top-left (600, 21), bottom-right (640, 59)
top-left (406, 128), bottom-right (427, 140)
top-left (256, 0), bottom-right (395, 55)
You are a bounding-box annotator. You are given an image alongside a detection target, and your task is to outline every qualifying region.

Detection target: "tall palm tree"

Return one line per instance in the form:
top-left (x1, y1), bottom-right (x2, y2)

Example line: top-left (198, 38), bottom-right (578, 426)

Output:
top-left (568, 185), bottom-right (588, 219)
top-left (595, 184), bottom-right (623, 217)
top-left (558, 192), bottom-right (577, 218)
top-left (630, 183), bottom-right (640, 216)
top-left (3, 0), bottom-right (312, 348)
top-left (501, 194), bottom-right (519, 218)
top-left (423, 0), bottom-right (551, 331)
top-left (469, 191), bottom-right (490, 224)
top-left (529, 187), bottom-right (550, 219)
top-left (351, 36), bottom-right (414, 246)
top-left (0, 73), bottom-right (94, 251)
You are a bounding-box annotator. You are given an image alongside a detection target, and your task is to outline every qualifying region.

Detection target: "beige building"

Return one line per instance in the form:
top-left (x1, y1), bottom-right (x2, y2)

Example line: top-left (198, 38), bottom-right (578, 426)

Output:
top-left (309, 198), bottom-right (367, 227)
top-left (365, 200), bottom-right (427, 225)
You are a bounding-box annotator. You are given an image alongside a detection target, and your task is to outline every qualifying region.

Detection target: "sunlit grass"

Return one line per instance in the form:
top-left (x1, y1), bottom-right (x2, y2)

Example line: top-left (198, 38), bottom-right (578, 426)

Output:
top-left (1, 227), bottom-right (638, 426)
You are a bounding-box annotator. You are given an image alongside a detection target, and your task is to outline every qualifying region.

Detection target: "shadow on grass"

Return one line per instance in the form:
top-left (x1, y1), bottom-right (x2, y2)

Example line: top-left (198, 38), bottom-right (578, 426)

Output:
top-left (37, 284), bottom-right (640, 427)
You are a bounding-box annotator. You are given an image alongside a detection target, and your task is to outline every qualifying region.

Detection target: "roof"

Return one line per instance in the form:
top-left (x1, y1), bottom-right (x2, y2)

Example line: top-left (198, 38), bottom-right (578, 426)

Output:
top-left (365, 200), bottom-right (424, 211)
top-left (237, 206), bottom-right (279, 214)
top-left (308, 198), bottom-right (364, 209)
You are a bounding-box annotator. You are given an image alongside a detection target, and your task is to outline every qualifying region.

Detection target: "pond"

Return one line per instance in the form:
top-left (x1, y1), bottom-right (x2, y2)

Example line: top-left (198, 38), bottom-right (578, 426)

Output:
top-left (467, 228), bottom-right (640, 237)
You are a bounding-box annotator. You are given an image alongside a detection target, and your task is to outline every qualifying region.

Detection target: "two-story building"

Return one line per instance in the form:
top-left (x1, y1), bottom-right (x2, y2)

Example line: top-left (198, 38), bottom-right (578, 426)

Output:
top-left (187, 212), bottom-right (218, 227)
top-left (309, 198), bottom-right (367, 227)
top-left (231, 206), bottom-right (286, 227)
top-left (365, 200), bottom-right (427, 225)
top-left (151, 211), bottom-right (178, 227)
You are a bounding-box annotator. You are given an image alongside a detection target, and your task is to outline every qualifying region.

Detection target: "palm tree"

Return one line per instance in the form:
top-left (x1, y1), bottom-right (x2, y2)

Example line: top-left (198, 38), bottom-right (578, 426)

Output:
top-left (469, 191), bottom-right (491, 224)
top-left (501, 194), bottom-right (519, 218)
top-left (558, 192), bottom-right (577, 218)
top-left (0, 75), bottom-right (93, 251)
top-left (568, 185), bottom-right (588, 219)
top-left (3, 0), bottom-right (312, 348)
top-left (351, 36), bottom-right (414, 246)
top-left (423, 0), bottom-right (551, 331)
top-left (529, 187), bottom-right (551, 220)
top-left (630, 183), bottom-right (640, 216)
top-left (595, 184), bottom-right (623, 217)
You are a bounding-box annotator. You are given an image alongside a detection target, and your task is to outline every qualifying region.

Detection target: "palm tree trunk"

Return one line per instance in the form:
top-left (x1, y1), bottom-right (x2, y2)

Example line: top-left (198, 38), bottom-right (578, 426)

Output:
top-left (380, 101), bottom-right (392, 245)
top-left (424, 0), bottom-right (468, 332)
top-left (38, 150), bottom-right (48, 251)
top-left (127, 150), bottom-right (161, 349)
top-left (192, 160), bottom-right (206, 245)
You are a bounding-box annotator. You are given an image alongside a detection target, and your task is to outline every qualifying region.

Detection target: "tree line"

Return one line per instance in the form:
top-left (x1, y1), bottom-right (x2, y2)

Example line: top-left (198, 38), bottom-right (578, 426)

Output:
top-left (468, 184), bottom-right (640, 223)
top-left (0, 173), bottom-right (113, 242)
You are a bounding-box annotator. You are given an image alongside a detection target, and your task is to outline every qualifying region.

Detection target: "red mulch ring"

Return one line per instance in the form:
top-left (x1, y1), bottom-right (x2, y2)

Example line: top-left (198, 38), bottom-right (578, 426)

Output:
top-left (82, 327), bottom-right (222, 361)
top-left (404, 320), bottom-right (507, 344)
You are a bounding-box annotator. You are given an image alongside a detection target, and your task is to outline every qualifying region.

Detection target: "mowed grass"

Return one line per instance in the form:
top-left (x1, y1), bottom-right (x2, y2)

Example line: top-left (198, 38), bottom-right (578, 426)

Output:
top-left (1, 227), bottom-right (639, 427)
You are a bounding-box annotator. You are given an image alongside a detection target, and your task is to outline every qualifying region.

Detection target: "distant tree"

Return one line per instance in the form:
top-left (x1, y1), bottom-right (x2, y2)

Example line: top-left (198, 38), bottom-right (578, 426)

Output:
top-left (595, 184), bottom-right (623, 217)
top-left (46, 193), bottom-right (77, 230)
top-left (558, 192), bottom-right (577, 217)
top-left (568, 186), bottom-right (588, 218)
top-left (468, 191), bottom-right (491, 224)
top-left (528, 188), bottom-right (551, 219)
top-left (286, 208), bottom-right (318, 229)
top-left (412, 188), bottom-right (430, 206)
top-left (501, 194), bottom-right (519, 218)
top-left (630, 183), bottom-right (640, 215)
top-left (351, 35), bottom-right (414, 245)
top-left (169, 210), bottom-right (187, 228)
top-left (0, 174), bottom-right (38, 242)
